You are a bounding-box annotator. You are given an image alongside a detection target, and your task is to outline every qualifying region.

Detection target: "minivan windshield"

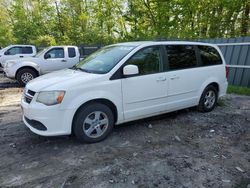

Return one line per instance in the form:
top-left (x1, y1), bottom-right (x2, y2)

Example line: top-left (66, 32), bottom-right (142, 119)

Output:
top-left (73, 45), bottom-right (135, 74)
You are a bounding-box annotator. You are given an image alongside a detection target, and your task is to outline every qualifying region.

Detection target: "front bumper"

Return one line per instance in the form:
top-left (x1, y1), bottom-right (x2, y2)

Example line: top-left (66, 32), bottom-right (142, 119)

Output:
top-left (3, 67), bottom-right (16, 78)
top-left (21, 97), bottom-right (74, 136)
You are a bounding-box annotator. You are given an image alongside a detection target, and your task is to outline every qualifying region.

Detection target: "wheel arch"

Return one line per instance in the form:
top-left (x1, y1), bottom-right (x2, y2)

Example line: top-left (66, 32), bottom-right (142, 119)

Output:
top-left (71, 98), bottom-right (118, 133)
top-left (208, 82), bottom-right (219, 93)
top-left (199, 80), bottom-right (219, 99)
top-left (15, 66), bottom-right (39, 79)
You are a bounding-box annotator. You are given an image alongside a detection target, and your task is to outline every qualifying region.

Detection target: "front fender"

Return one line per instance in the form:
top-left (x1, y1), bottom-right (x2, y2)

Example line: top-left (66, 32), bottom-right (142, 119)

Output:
top-left (15, 61), bottom-right (41, 74)
top-left (63, 89), bottom-right (123, 126)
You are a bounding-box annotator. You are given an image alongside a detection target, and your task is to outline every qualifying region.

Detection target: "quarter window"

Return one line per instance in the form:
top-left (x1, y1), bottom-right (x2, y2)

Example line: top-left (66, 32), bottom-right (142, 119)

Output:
top-left (45, 48), bottom-right (64, 59)
top-left (198, 46), bottom-right (222, 66)
top-left (68, 47), bottom-right (76, 58)
top-left (166, 45), bottom-right (197, 70)
top-left (126, 46), bottom-right (161, 75)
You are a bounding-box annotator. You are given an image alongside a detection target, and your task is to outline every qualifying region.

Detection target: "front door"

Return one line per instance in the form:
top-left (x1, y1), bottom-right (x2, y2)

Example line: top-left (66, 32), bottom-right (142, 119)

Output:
top-left (3, 46), bottom-right (23, 63)
top-left (122, 46), bottom-right (168, 120)
top-left (41, 47), bottom-right (67, 73)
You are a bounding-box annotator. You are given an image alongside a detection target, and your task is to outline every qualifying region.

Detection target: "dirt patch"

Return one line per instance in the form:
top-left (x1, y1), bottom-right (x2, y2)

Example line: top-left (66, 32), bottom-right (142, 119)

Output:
top-left (0, 87), bottom-right (250, 188)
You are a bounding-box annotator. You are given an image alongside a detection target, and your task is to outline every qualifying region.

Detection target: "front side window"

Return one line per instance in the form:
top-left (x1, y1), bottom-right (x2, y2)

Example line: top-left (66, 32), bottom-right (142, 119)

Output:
top-left (126, 46), bottom-right (161, 75)
top-left (198, 46), bottom-right (222, 66)
top-left (74, 45), bottom-right (135, 74)
top-left (22, 47), bottom-right (33, 54)
top-left (166, 45), bottom-right (197, 70)
top-left (5, 47), bottom-right (22, 55)
top-left (45, 48), bottom-right (64, 59)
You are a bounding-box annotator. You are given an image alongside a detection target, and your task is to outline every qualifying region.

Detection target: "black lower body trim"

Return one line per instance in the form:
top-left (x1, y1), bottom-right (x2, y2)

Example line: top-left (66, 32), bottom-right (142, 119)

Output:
top-left (24, 116), bottom-right (47, 131)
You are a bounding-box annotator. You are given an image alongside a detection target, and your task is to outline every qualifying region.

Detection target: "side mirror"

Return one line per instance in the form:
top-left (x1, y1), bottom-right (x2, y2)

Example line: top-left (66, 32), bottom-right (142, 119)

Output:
top-left (123, 65), bottom-right (139, 76)
top-left (44, 53), bottom-right (51, 59)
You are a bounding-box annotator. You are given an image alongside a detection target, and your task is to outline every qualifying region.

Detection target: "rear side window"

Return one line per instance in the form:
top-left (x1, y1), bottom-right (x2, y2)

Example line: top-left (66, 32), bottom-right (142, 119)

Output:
top-left (68, 47), bottom-right (76, 58)
top-left (198, 46), bottom-right (222, 66)
top-left (166, 45), bottom-right (197, 70)
top-left (22, 47), bottom-right (33, 54)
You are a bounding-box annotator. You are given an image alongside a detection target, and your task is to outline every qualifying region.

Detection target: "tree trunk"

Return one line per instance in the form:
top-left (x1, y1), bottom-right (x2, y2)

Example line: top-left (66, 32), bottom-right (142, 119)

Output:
top-left (241, 3), bottom-right (249, 36)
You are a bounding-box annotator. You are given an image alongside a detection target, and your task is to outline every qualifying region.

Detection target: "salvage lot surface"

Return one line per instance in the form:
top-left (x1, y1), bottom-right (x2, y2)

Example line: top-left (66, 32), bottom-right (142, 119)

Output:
top-left (1, 75), bottom-right (250, 188)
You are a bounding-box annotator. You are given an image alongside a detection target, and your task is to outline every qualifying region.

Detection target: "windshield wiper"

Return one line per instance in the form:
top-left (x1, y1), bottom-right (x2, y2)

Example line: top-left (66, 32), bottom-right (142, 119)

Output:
top-left (71, 66), bottom-right (93, 73)
top-left (70, 65), bottom-right (77, 69)
top-left (79, 68), bottom-right (94, 73)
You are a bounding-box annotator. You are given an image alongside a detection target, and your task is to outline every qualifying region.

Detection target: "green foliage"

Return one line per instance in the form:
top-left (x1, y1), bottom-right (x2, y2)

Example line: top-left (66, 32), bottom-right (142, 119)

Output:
top-left (227, 85), bottom-right (250, 96)
top-left (0, 0), bottom-right (249, 47)
top-left (31, 35), bottom-right (56, 47)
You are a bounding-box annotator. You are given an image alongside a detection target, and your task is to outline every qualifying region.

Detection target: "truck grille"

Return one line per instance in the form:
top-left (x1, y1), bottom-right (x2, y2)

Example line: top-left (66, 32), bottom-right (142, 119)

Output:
top-left (24, 89), bottom-right (36, 104)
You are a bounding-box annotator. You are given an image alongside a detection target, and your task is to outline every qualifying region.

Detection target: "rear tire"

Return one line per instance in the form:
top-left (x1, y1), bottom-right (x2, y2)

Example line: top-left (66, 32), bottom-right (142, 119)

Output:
top-left (73, 103), bottom-right (114, 143)
top-left (197, 85), bottom-right (218, 112)
top-left (16, 68), bottom-right (37, 86)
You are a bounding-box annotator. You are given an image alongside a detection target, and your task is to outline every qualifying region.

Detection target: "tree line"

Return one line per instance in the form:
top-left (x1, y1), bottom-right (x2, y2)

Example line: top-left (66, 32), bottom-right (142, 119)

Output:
top-left (0, 0), bottom-right (249, 47)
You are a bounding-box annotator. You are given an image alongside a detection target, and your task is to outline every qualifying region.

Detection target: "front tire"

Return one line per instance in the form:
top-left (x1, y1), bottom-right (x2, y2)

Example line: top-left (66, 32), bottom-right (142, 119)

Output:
top-left (73, 103), bottom-right (114, 143)
top-left (16, 68), bottom-right (37, 86)
top-left (198, 85), bottom-right (218, 112)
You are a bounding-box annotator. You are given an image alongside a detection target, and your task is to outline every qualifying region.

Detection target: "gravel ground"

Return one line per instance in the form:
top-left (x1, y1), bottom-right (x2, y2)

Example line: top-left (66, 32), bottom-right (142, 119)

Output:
top-left (0, 74), bottom-right (250, 188)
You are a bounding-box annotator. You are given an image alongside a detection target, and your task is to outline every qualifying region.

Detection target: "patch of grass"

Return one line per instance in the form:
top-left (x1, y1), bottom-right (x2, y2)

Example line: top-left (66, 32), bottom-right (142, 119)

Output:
top-left (227, 85), bottom-right (250, 96)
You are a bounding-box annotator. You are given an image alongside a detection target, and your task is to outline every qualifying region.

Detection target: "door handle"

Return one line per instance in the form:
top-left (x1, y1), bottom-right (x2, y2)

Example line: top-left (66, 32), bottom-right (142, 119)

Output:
top-left (156, 77), bottom-right (166, 82)
top-left (170, 75), bottom-right (180, 80)
top-left (20, 56), bottom-right (24, 58)
top-left (61, 59), bottom-right (67, 62)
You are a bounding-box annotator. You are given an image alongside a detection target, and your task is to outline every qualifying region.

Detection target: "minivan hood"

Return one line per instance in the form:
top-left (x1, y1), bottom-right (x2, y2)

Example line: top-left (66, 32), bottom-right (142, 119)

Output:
top-left (26, 69), bottom-right (102, 92)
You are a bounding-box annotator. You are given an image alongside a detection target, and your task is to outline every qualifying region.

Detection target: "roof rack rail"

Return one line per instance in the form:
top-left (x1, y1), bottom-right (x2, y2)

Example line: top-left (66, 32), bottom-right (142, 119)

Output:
top-left (154, 38), bottom-right (184, 41)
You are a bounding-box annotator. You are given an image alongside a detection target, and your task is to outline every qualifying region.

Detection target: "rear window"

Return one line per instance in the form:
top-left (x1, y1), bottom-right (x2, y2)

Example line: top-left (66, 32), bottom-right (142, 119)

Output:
top-left (166, 45), bottom-right (197, 70)
top-left (68, 47), bottom-right (76, 58)
top-left (198, 46), bottom-right (222, 66)
top-left (22, 47), bottom-right (33, 54)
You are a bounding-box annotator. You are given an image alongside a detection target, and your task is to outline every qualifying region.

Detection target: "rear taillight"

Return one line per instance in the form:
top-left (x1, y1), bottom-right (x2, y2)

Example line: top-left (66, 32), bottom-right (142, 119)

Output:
top-left (225, 66), bottom-right (229, 80)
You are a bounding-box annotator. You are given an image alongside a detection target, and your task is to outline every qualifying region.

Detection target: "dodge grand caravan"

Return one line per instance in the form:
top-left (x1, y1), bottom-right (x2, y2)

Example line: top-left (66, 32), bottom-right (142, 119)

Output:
top-left (21, 41), bottom-right (228, 143)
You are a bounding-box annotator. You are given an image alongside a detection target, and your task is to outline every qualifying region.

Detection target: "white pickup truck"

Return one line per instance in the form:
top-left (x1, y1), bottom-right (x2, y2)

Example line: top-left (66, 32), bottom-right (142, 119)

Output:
top-left (3, 46), bottom-right (80, 86)
top-left (0, 45), bottom-right (37, 68)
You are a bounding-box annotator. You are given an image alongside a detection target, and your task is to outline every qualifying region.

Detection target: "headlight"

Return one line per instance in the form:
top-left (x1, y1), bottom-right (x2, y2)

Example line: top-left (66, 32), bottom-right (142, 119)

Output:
top-left (5, 60), bottom-right (16, 68)
top-left (36, 91), bottom-right (65, 106)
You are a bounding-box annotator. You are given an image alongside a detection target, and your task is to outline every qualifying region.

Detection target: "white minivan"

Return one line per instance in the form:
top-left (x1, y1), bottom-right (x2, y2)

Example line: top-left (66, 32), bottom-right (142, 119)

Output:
top-left (21, 41), bottom-right (228, 143)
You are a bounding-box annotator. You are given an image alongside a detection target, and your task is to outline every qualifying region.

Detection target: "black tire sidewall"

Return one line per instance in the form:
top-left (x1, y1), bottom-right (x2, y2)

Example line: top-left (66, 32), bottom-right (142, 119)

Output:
top-left (73, 103), bottom-right (114, 143)
top-left (16, 68), bottom-right (37, 86)
top-left (198, 85), bottom-right (218, 112)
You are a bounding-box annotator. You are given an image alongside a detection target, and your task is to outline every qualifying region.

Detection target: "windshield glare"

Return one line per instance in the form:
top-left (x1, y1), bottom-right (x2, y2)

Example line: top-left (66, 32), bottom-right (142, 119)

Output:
top-left (75, 45), bottom-right (135, 74)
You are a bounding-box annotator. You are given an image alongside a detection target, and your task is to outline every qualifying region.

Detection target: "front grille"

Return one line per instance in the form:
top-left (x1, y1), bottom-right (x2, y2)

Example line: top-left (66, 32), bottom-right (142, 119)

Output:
top-left (24, 89), bottom-right (36, 104)
top-left (27, 90), bottom-right (35, 96)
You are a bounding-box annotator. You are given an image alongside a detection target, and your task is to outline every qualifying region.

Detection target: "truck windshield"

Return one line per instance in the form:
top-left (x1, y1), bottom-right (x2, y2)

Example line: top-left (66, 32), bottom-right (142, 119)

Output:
top-left (0, 46), bottom-right (10, 53)
top-left (35, 47), bottom-right (49, 57)
top-left (74, 45), bottom-right (135, 74)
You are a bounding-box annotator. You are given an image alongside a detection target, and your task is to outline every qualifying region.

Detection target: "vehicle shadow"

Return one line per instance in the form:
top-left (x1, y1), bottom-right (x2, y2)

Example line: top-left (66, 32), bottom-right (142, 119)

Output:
top-left (0, 73), bottom-right (21, 89)
top-left (24, 108), bottom-right (196, 145)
